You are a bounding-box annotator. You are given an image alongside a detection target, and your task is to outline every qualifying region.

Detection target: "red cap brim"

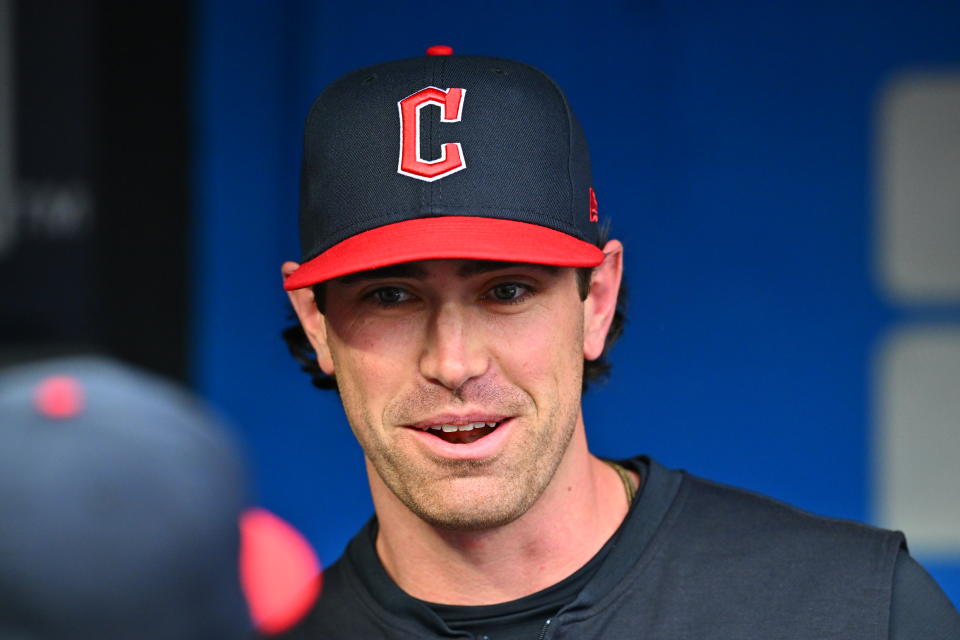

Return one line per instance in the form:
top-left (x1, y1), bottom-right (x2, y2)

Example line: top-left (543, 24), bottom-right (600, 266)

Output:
top-left (284, 217), bottom-right (605, 290)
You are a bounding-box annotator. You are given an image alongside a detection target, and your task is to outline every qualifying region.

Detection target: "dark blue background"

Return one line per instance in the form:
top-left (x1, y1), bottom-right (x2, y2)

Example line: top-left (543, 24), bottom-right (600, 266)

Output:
top-left (193, 0), bottom-right (960, 605)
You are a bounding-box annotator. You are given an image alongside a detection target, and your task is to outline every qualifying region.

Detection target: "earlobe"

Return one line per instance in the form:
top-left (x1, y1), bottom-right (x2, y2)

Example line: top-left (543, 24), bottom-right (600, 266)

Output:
top-left (582, 240), bottom-right (624, 361)
top-left (282, 262), bottom-right (336, 375)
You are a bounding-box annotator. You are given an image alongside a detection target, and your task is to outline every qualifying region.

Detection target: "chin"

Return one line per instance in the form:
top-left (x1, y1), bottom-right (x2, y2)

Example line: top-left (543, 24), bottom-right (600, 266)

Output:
top-left (412, 502), bottom-right (527, 532)
top-left (401, 478), bottom-right (543, 532)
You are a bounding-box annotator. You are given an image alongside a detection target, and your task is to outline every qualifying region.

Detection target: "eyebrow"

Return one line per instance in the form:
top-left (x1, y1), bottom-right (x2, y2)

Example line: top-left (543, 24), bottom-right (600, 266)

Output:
top-left (337, 264), bottom-right (428, 284)
top-left (456, 261), bottom-right (559, 278)
top-left (335, 261), bottom-right (559, 285)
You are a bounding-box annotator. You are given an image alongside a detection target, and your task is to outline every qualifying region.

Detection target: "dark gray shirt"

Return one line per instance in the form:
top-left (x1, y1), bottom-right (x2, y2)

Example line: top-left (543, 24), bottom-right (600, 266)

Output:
top-left (278, 456), bottom-right (960, 639)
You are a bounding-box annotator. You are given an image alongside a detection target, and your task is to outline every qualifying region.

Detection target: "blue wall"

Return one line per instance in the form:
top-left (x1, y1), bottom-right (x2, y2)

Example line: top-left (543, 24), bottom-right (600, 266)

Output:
top-left (194, 0), bottom-right (960, 604)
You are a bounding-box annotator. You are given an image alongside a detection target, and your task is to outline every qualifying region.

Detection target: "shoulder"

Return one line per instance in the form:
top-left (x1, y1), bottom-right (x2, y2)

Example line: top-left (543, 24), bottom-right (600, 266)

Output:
top-left (675, 471), bottom-right (904, 553)
top-left (890, 550), bottom-right (960, 639)
top-left (614, 464), bottom-right (906, 637)
top-left (626, 456), bottom-right (905, 558)
top-left (653, 469), bottom-right (906, 609)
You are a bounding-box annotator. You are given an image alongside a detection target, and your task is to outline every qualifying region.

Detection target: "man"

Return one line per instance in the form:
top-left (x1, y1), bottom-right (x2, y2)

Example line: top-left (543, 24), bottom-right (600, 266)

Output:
top-left (278, 47), bottom-right (959, 638)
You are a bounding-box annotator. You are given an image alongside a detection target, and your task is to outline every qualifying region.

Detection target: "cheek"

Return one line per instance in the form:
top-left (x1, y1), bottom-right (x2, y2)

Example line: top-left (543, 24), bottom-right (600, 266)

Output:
top-left (489, 306), bottom-right (584, 389)
top-left (328, 334), bottom-right (416, 450)
top-left (327, 315), bottom-right (422, 399)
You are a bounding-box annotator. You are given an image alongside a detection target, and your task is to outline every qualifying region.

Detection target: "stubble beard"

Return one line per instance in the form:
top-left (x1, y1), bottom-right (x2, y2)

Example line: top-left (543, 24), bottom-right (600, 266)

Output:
top-left (348, 377), bottom-right (581, 532)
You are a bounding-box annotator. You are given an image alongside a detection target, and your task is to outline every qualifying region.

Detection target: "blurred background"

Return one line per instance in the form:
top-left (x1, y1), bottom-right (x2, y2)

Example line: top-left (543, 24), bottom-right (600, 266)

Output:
top-left (2, 0), bottom-right (958, 607)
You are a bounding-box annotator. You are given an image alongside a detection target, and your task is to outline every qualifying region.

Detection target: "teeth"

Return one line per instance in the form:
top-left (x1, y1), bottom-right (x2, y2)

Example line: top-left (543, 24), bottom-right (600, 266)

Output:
top-left (426, 421), bottom-right (499, 432)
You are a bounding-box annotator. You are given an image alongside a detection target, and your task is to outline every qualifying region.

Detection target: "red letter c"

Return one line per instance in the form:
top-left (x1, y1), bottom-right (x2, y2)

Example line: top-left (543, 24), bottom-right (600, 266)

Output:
top-left (397, 87), bottom-right (466, 182)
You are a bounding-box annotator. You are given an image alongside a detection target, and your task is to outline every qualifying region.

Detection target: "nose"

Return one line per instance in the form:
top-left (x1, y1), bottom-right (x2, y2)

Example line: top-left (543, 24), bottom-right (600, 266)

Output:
top-left (419, 303), bottom-right (489, 392)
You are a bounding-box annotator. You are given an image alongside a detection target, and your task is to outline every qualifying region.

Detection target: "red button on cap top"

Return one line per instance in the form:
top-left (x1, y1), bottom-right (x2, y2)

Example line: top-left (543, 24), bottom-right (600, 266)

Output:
top-left (426, 45), bottom-right (453, 56)
top-left (35, 376), bottom-right (85, 420)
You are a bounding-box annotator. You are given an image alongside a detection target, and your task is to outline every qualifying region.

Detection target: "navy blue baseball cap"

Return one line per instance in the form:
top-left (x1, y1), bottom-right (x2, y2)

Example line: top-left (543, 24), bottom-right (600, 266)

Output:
top-left (0, 357), bottom-right (250, 639)
top-left (284, 46), bottom-right (604, 290)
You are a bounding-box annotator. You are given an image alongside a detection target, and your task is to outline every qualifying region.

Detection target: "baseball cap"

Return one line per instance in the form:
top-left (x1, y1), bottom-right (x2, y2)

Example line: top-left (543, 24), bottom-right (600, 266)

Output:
top-left (0, 356), bottom-right (250, 639)
top-left (284, 45), bottom-right (605, 290)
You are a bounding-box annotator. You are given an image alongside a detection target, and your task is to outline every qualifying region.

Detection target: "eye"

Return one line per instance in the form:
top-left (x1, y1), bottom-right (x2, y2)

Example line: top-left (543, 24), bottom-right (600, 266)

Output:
top-left (488, 282), bottom-right (531, 303)
top-left (369, 286), bottom-right (412, 306)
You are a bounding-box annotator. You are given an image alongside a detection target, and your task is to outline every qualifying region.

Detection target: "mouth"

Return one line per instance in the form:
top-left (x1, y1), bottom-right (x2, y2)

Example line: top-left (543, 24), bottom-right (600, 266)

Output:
top-left (409, 420), bottom-right (504, 445)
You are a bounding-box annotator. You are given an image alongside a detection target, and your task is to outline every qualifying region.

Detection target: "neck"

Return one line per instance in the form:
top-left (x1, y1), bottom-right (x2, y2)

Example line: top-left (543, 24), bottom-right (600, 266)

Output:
top-left (369, 423), bottom-right (635, 605)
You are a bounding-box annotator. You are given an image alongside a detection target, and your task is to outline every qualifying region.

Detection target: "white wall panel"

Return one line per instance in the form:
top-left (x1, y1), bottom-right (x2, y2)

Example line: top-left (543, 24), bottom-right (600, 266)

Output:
top-left (877, 74), bottom-right (960, 302)
top-left (875, 328), bottom-right (960, 555)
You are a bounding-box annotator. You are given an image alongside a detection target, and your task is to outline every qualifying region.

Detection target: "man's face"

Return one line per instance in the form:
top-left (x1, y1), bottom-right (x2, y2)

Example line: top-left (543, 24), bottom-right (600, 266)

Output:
top-left (317, 259), bottom-right (588, 530)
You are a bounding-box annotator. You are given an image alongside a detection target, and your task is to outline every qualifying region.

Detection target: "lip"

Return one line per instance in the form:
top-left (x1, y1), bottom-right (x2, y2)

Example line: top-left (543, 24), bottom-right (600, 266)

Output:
top-left (404, 417), bottom-right (514, 461)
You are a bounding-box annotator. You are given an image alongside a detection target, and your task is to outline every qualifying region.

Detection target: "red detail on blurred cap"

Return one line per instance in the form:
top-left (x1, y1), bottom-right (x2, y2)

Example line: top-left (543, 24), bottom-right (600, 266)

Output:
top-left (426, 45), bottom-right (454, 56)
top-left (240, 508), bottom-right (322, 636)
top-left (589, 187), bottom-right (599, 222)
top-left (284, 216), bottom-right (605, 290)
top-left (34, 376), bottom-right (85, 419)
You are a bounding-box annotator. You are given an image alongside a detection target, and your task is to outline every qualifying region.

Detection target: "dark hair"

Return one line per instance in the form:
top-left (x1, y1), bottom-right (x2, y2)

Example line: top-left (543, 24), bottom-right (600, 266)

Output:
top-left (281, 240), bottom-right (627, 393)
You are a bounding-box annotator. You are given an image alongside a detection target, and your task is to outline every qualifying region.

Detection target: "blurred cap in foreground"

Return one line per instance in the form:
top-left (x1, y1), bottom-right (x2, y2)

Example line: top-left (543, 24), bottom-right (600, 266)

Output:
top-left (0, 356), bottom-right (250, 639)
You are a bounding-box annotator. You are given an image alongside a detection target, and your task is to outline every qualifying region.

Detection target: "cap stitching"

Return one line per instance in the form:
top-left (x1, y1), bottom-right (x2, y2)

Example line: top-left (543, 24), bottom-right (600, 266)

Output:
top-left (540, 70), bottom-right (576, 224)
top-left (418, 56), bottom-right (429, 214)
top-left (428, 58), bottom-right (439, 213)
top-left (303, 206), bottom-right (587, 261)
top-left (436, 57), bottom-right (446, 209)
top-left (317, 204), bottom-right (582, 236)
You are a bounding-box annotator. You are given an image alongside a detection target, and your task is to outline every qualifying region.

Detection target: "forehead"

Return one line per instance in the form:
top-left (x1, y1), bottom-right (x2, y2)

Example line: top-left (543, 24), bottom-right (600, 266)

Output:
top-left (333, 260), bottom-right (562, 285)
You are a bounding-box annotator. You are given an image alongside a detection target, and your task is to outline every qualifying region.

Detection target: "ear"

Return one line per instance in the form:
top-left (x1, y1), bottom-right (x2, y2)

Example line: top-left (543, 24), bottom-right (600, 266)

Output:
top-left (582, 240), bottom-right (624, 361)
top-left (283, 261), bottom-right (335, 375)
